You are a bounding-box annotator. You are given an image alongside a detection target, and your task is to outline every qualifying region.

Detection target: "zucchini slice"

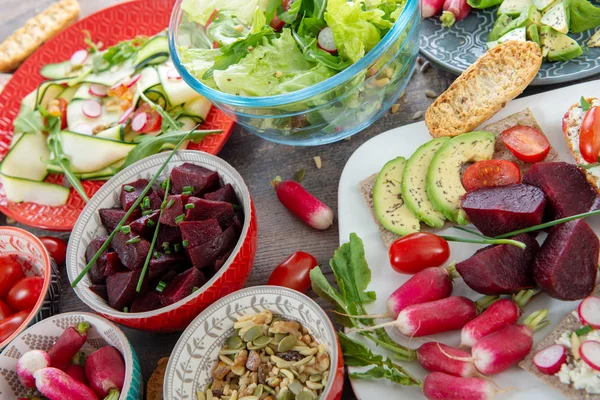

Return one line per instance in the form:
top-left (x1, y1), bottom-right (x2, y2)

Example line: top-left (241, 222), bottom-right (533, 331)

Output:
top-left (82, 58), bottom-right (136, 87)
top-left (0, 173), bottom-right (69, 206)
top-left (0, 132), bottom-right (50, 181)
top-left (182, 96), bottom-right (211, 122)
top-left (135, 35), bottom-right (169, 68)
top-left (36, 81), bottom-right (65, 108)
top-left (59, 131), bottom-right (136, 173)
top-left (67, 99), bottom-right (121, 133)
top-left (40, 60), bottom-right (90, 80)
top-left (157, 64), bottom-right (200, 106)
top-left (46, 158), bottom-right (124, 179)
top-left (95, 124), bottom-right (124, 140)
top-left (58, 85), bottom-right (80, 102)
top-left (72, 83), bottom-right (94, 101)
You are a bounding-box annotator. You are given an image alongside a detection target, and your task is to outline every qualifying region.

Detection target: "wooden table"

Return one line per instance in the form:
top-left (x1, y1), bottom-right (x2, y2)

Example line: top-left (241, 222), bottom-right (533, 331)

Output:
top-left (0, 1), bottom-right (595, 398)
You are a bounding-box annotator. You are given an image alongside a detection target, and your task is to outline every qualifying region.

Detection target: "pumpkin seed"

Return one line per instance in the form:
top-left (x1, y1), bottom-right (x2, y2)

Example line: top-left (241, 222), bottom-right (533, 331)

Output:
top-left (196, 391), bottom-right (206, 400)
top-left (243, 326), bottom-right (262, 342)
top-left (306, 381), bottom-right (323, 390)
top-left (246, 343), bottom-right (262, 351)
top-left (219, 354), bottom-right (235, 365)
top-left (280, 368), bottom-right (294, 382)
top-left (278, 388), bottom-right (295, 400)
top-left (296, 392), bottom-right (314, 400)
top-left (206, 389), bottom-right (214, 400)
top-left (288, 381), bottom-right (303, 395)
top-left (292, 356), bottom-right (313, 368)
top-left (253, 336), bottom-right (272, 348)
top-left (227, 335), bottom-right (244, 349)
top-left (263, 385), bottom-right (275, 394)
top-left (278, 335), bottom-right (297, 352)
top-left (265, 346), bottom-right (275, 356)
top-left (309, 374), bottom-right (321, 382)
top-left (219, 349), bottom-right (241, 356)
top-left (239, 397), bottom-right (258, 400)
top-left (274, 333), bottom-right (287, 343)
top-left (253, 384), bottom-right (264, 397)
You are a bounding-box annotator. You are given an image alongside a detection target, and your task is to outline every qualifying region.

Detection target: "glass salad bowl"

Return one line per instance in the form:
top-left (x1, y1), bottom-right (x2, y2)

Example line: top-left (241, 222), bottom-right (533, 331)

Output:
top-left (169, 0), bottom-right (421, 146)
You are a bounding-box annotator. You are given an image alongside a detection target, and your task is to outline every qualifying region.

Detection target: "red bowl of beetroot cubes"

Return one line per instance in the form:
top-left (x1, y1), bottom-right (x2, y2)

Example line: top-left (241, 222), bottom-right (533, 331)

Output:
top-left (66, 151), bottom-right (258, 332)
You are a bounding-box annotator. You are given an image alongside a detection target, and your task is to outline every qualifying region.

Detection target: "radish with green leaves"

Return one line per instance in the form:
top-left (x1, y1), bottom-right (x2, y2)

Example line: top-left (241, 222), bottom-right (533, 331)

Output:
top-left (423, 372), bottom-right (496, 400)
top-left (85, 346), bottom-right (125, 399)
top-left (16, 350), bottom-right (51, 388)
top-left (34, 367), bottom-right (99, 400)
top-left (48, 321), bottom-right (90, 369)
top-left (578, 296), bottom-right (600, 328)
top-left (417, 342), bottom-right (477, 377)
top-left (533, 344), bottom-right (567, 375)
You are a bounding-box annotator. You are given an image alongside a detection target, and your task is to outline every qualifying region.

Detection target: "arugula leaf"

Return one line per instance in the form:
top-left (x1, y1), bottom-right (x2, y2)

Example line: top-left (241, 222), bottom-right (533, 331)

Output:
top-left (278, 0), bottom-right (303, 24)
top-left (581, 96), bottom-right (592, 111)
top-left (350, 367), bottom-right (419, 386)
top-left (266, 0), bottom-right (282, 23)
top-left (292, 31), bottom-right (352, 71)
top-left (310, 267), bottom-right (354, 327)
top-left (13, 110), bottom-right (44, 134)
top-left (99, 35), bottom-right (149, 71)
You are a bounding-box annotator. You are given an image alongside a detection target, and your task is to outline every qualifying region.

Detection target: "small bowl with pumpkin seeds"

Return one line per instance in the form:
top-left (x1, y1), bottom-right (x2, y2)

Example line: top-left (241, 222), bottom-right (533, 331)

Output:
top-left (164, 286), bottom-right (344, 400)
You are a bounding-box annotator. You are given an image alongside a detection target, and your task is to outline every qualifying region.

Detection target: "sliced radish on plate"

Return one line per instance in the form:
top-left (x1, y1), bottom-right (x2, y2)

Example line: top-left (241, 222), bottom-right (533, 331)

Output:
top-left (533, 345), bottom-right (567, 375)
top-left (72, 123), bottom-right (93, 135)
top-left (110, 79), bottom-right (124, 90)
top-left (81, 100), bottom-right (102, 118)
top-left (118, 106), bottom-right (134, 123)
top-left (167, 69), bottom-right (181, 80)
top-left (579, 296), bottom-right (600, 328)
top-left (126, 74), bottom-right (141, 88)
top-left (317, 27), bottom-right (337, 54)
top-left (70, 50), bottom-right (88, 66)
top-left (580, 341), bottom-right (600, 371)
top-left (131, 112), bottom-right (147, 132)
top-left (88, 84), bottom-right (108, 97)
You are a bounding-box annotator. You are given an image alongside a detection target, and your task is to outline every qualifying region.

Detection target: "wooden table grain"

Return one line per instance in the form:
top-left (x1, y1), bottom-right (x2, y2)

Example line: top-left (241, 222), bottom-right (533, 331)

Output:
top-left (0, 1), bottom-right (596, 398)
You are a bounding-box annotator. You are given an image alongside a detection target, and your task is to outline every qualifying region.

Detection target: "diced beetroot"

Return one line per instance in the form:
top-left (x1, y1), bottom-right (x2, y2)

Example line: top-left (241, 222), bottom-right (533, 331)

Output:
top-left (461, 184), bottom-right (546, 237)
top-left (186, 226), bottom-right (239, 270)
top-left (148, 252), bottom-right (187, 280)
top-left (149, 190), bottom-right (165, 210)
top-left (111, 232), bottom-right (151, 270)
top-left (157, 224), bottom-right (182, 247)
top-left (131, 290), bottom-right (164, 312)
top-left (456, 234), bottom-right (539, 295)
top-left (179, 219), bottom-right (222, 248)
top-left (160, 269), bottom-right (178, 282)
top-left (522, 162), bottom-right (599, 219)
top-left (86, 236), bottom-right (108, 284)
top-left (171, 163), bottom-right (219, 196)
top-left (232, 215), bottom-right (243, 234)
top-left (534, 220), bottom-right (599, 300)
top-left (103, 252), bottom-right (124, 276)
top-left (99, 208), bottom-right (126, 232)
top-left (89, 284), bottom-right (108, 301)
top-left (159, 195), bottom-right (187, 226)
top-left (185, 197), bottom-right (235, 229)
top-left (161, 268), bottom-right (206, 306)
top-left (106, 270), bottom-right (142, 310)
top-left (130, 211), bottom-right (160, 239)
top-left (215, 250), bottom-right (233, 272)
top-left (120, 179), bottom-right (151, 212)
top-left (204, 184), bottom-right (238, 204)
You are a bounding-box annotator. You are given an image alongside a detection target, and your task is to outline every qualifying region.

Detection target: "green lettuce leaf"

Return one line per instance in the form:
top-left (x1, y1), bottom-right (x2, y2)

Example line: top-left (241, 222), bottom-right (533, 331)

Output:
top-left (207, 11), bottom-right (250, 46)
top-left (181, 0), bottom-right (268, 25)
top-left (570, 0), bottom-right (600, 33)
top-left (178, 47), bottom-right (221, 87)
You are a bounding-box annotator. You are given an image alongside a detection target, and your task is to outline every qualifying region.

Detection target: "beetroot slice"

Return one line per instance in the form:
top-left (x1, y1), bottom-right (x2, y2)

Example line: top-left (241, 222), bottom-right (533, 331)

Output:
top-left (185, 197), bottom-right (235, 229)
top-left (522, 162), bottom-right (599, 219)
top-left (461, 184), bottom-right (546, 237)
top-left (186, 226), bottom-right (239, 270)
top-left (456, 233), bottom-right (539, 295)
top-left (89, 284), bottom-right (108, 301)
top-left (149, 252), bottom-right (187, 280)
top-left (99, 208), bottom-right (126, 232)
top-left (161, 268), bottom-right (206, 306)
top-left (180, 219), bottom-right (223, 248)
top-left (111, 232), bottom-right (151, 270)
top-left (131, 290), bottom-right (164, 312)
top-left (130, 211), bottom-right (160, 239)
top-left (534, 220), bottom-right (599, 301)
top-left (120, 178), bottom-right (151, 212)
top-left (171, 163), bottom-right (219, 196)
top-left (86, 236), bottom-right (109, 284)
top-left (204, 184), bottom-right (238, 204)
top-left (106, 269), bottom-right (142, 310)
top-left (159, 195), bottom-right (187, 226)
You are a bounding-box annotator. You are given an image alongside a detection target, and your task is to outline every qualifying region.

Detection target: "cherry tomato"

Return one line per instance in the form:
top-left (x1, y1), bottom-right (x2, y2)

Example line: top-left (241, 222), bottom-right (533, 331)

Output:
top-left (270, 0), bottom-right (291, 31)
top-left (58, 98), bottom-right (68, 130)
top-left (133, 103), bottom-right (162, 133)
top-left (0, 299), bottom-right (12, 320)
top-left (7, 277), bottom-right (44, 312)
top-left (0, 257), bottom-right (25, 300)
top-left (267, 252), bottom-right (318, 293)
top-left (461, 160), bottom-right (521, 192)
top-left (38, 236), bottom-right (67, 265)
top-left (500, 125), bottom-right (551, 163)
top-left (0, 310), bottom-right (29, 343)
top-left (580, 106), bottom-right (600, 164)
top-left (389, 233), bottom-right (450, 274)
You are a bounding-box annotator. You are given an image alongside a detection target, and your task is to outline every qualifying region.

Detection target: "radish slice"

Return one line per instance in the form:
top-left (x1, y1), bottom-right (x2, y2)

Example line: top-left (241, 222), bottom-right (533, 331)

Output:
top-left (119, 106), bottom-right (134, 124)
top-left (533, 345), bottom-right (567, 375)
top-left (82, 100), bottom-right (102, 118)
top-left (167, 68), bottom-right (182, 80)
top-left (579, 296), bottom-right (600, 328)
top-left (126, 74), bottom-right (141, 88)
top-left (131, 112), bottom-right (147, 132)
top-left (72, 123), bottom-right (93, 135)
top-left (317, 27), bottom-right (337, 54)
top-left (70, 50), bottom-right (88, 66)
top-left (580, 341), bottom-right (600, 371)
top-left (110, 79), bottom-right (125, 90)
top-left (88, 84), bottom-right (108, 97)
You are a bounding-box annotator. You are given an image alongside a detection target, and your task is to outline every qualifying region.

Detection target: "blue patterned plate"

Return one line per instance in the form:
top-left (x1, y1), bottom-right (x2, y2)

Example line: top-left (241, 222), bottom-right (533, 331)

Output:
top-left (420, 8), bottom-right (600, 85)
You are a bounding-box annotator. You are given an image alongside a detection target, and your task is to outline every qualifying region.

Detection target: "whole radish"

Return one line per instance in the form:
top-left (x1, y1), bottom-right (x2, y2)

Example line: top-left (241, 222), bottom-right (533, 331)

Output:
top-left (423, 372), bottom-right (496, 400)
top-left (440, 0), bottom-right (471, 27)
top-left (85, 346), bottom-right (125, 399)
top-left (16, 350), bottom-right (51, 388)
top-left (272, 177), bottom-right (333, 230)
top-left (422, 0), bottom-right (445, 17)
top-left (64, 364), bottom-right (88, 385)
top-left (417, 342), bottom-right (477, 377)
top-left (34, 367), bottom-right (99, 400)
top-left (48, 321), bottom-right (90, 369)
top-left (533, 344), bottom-right (567, 375)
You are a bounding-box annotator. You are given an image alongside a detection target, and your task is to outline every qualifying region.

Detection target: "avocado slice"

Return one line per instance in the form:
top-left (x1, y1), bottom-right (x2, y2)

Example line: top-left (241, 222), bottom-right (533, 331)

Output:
top-left (570, 0), bottom-right (600, 33)
top-left (489, 6), bottom-right (541, 42)
top-left (489, 14), bottom-right (515, 42)
top-left (373, 157), bottom-right (420, 235)
top-left (541, 0), bottom-right (570, 34)
top-left (528, 24), bottom-right (541, 46)
top-left (499, 0), bottom-right (533, 16)
top-left (589, 29), bottom-right (600, 47)
top-left (426, 132), bottom-right (496, 225)
top-left (533, 0), bottom-right (556, 10)
top-left (540, 26), bottom-right (583, 61)
top-left (401, 137), bottom-right (450, 229)
top-left (487, 27), bottom-right (527, 48)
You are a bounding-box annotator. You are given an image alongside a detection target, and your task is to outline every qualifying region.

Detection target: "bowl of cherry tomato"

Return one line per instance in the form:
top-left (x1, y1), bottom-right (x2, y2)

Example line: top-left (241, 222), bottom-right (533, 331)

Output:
top-left (0, 227), bottom-right (61, 349)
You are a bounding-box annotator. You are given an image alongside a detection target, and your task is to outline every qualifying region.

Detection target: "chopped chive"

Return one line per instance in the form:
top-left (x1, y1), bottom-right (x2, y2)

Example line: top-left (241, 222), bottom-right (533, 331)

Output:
top-left (182, 240), bottom-right (189, 247)
top-left (175, 214), bottom-right (186, 224)
top-left (120, 225), bottom-right (131, 234)
top-left (183, 185), bottom-right (194, 192)
top-left (123, 185), bottom-right (134, 192)
top-left (153, 251), bottom-right (160, 259)
top-left (192, 286), bottom-right (199, 293)
top-left (156, 280), bottom-right (167, 292)
top-left (165, 249), bottom-right (172, 254)
top-left (142, 209), bottom-right (153, 216)
top-left (162, 241), bottom-right (170, 249)
top-left (161, 200), bottom-right (167, 209)
top-left (174, 243), bottom-right (181, 252)
top-left (126, 235), bottom-right (141, 245)
top-left (143, 196), bottom-right (150, 209)
top-left (123, 307), bottom-right (129, 313)
top-left (146, 219), bottom-right (155, 227)
top-left (182, 190), bottom-right (193, 196)
top-left (577, 325), bottom-right (593, 336)
top-left (185, 203), bottom-right (195, 209)
top-left (166, 199), bottom-right (175, 209)
top-left (161, 180), bottom-right (168, 189)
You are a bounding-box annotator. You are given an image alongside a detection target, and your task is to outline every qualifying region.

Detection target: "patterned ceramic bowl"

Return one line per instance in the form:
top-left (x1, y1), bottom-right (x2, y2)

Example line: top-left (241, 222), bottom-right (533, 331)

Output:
top-left (0, 227), bottom-right (61, 349)
top-left (66, 151), bottom-right (258, 332)
top-left (164, 286), bottom-right (344, 400)
top-left (0, 312), bottom-right (142, 399)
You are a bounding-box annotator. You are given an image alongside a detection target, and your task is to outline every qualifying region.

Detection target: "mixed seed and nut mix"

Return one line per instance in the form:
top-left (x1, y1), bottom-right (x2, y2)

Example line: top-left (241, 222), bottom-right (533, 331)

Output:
top-left (197, 310), bottom-right (330, 400)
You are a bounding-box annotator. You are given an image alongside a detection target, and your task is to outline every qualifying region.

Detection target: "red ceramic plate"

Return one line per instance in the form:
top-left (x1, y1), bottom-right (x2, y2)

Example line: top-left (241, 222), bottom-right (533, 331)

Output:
top-left (0, 0), bottom-right (234, 231)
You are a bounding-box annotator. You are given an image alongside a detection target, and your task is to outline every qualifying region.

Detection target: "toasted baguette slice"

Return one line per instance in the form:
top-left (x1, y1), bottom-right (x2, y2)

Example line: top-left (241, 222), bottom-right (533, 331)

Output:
top-left (425, 41), bottom-right (542, 138)
top-left (0, 0), bottom-right (80, 72)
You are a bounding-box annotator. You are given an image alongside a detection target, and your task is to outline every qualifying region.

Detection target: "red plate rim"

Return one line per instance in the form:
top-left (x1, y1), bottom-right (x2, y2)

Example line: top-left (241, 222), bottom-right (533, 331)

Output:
top-left (0, 0), bottom-right (235, 231)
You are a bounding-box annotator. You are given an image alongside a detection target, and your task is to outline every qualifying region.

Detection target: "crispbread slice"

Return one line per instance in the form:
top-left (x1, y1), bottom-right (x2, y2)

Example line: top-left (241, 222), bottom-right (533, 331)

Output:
top-left (519, 312), bottom-right (600, 400)
top-left (425, 41), bottom-right (542, 138)
top-left (361, 109), bottom-right (561, 248)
